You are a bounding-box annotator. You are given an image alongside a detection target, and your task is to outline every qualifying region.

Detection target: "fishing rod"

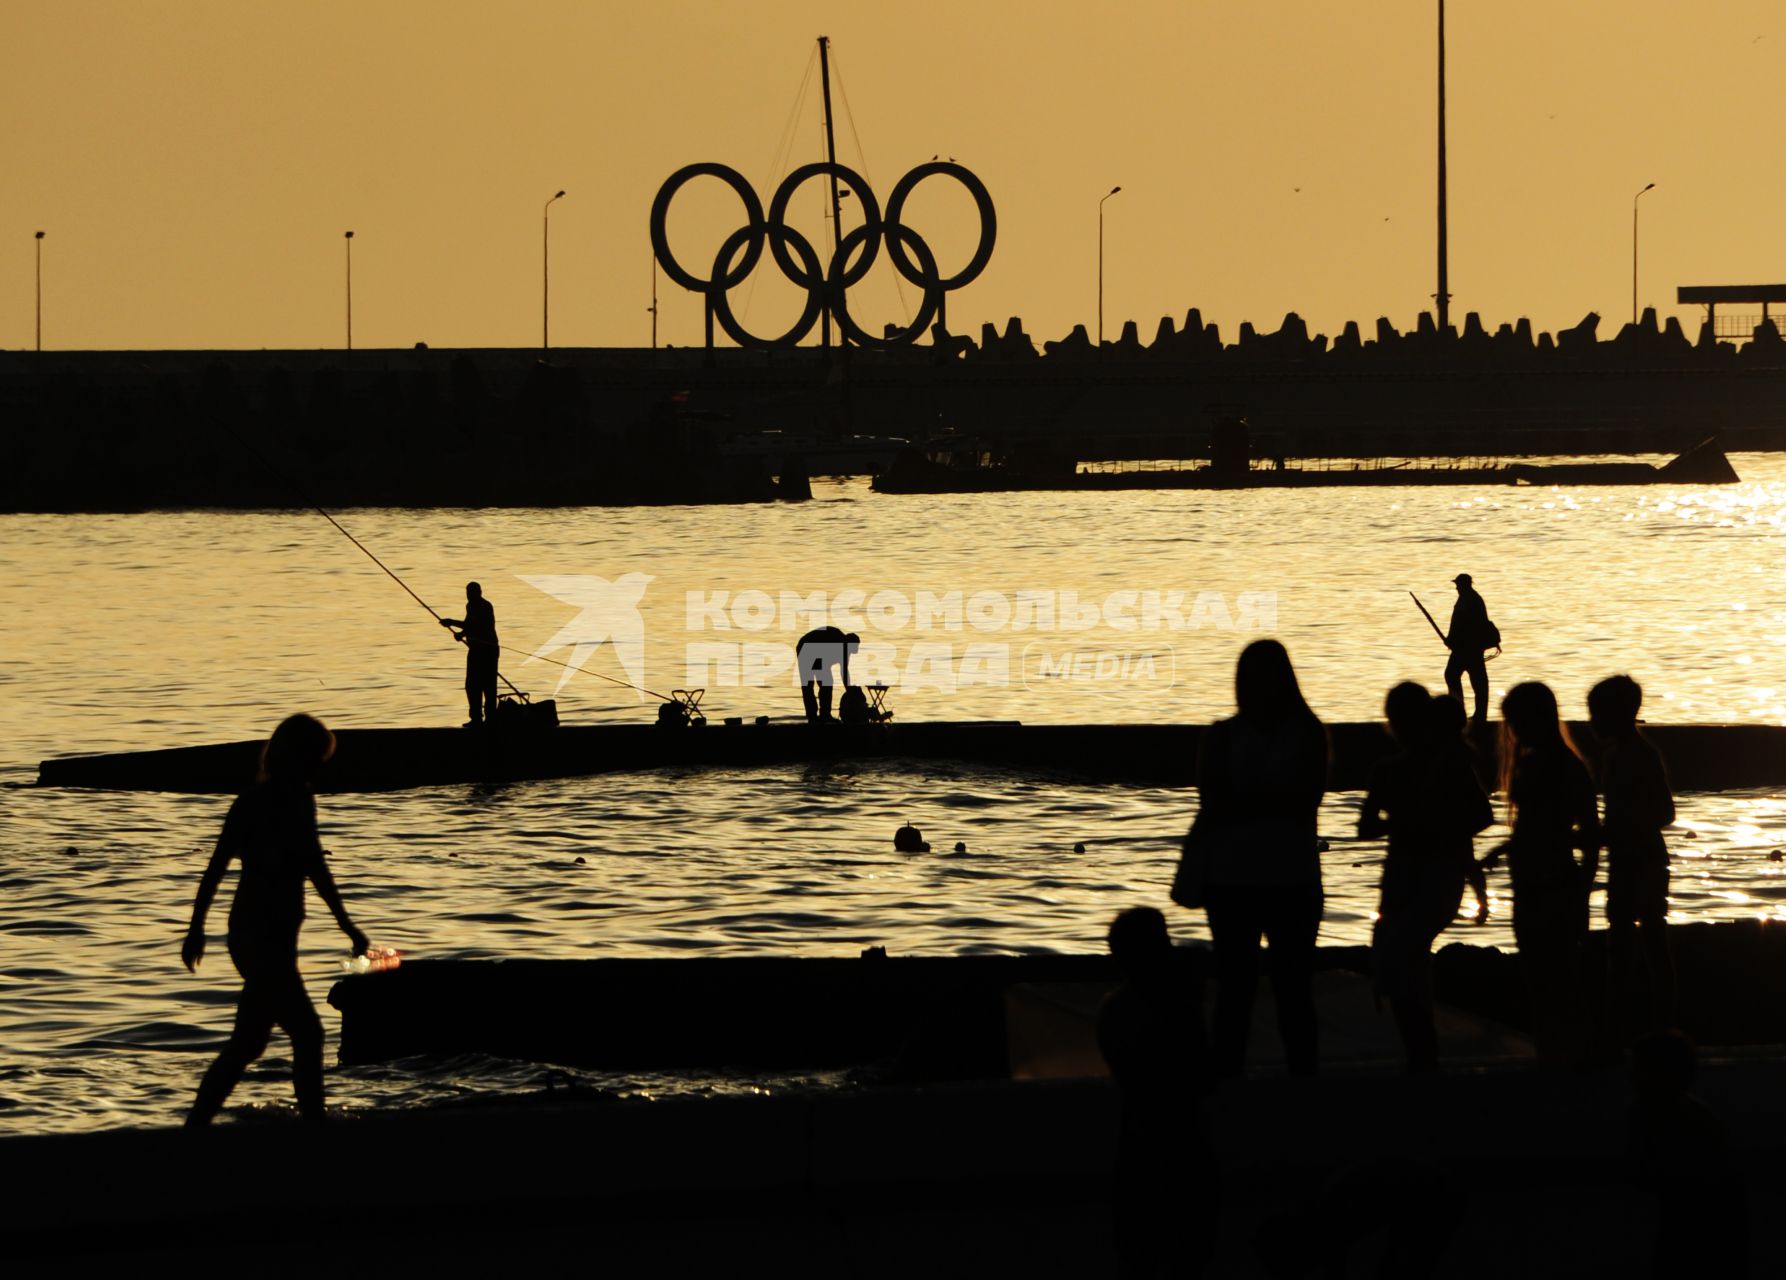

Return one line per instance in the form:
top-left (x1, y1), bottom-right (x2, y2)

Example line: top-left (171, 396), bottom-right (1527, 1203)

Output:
top-left (491, 639), bottom-right (671, 703)
top-left (315, 524), bottom-right (675, 702)
top-left (317, 516), bottom-right (680, 705)
top-left (1409, 591), bottom-right (1448, 648)
top-left (302, 501), bottom-right (531, 701)
top-left (230, 430), bottom-right (676, 707)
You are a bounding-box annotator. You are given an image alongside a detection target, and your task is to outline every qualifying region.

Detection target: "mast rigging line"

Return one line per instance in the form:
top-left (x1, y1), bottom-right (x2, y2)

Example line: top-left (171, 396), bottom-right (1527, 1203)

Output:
top-left (830, 46), bottom-right (913, 326)
top-left (743, 45), bottom-right (819, 327)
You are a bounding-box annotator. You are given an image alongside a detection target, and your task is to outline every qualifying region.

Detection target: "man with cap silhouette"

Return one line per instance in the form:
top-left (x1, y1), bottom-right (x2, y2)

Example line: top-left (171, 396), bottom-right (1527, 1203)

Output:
top-left (441, 582), bottom-right (499, 727)
top-left (1444, 573), bottom-right (1497, 728)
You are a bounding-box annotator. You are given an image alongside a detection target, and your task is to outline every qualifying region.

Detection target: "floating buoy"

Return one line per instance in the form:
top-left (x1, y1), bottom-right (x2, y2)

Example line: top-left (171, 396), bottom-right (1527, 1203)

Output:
top-left (574, 856), bottom-right (586, 865)
top-left (1770, 850), bottom-right (1783, 862)
top-left (1073, 842), bottom-right (1086, 854)
top-left (954, 841), bottom-right (967, 854)
top-left (894, 822), bottom-right (930, 853)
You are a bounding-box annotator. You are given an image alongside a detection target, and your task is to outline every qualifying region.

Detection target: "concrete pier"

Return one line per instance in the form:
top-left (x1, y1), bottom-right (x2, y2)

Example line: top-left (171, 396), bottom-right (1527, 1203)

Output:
top-left (5, 325), bottom-right (1786, 509)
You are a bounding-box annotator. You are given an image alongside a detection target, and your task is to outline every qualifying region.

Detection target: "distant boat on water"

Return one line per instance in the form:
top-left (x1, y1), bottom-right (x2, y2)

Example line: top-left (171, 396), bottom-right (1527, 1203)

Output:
top-left (719, 430), bottom-right (910, 477)
top-left (871, 433), bottom-right (1740, 495)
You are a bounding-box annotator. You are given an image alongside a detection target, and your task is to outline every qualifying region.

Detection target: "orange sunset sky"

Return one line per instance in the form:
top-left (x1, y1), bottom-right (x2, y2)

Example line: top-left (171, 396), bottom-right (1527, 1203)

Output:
top-left (3, 1), bottom-right (1782, 352)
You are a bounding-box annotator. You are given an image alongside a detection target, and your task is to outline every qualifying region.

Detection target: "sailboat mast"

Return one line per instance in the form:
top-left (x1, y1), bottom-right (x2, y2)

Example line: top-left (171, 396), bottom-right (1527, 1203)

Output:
top-left (818, 34), bottom-right (846, 348)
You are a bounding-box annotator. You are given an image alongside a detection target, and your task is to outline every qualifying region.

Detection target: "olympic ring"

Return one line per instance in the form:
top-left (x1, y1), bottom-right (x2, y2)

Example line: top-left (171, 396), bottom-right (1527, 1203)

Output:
top-left (649, 160), bottom-right (996, 350)
top-left (766, 162), bottom-right (881, 291)
top-left (885, 162), bottom-right (996, 293)
top-left (649, 163), bottom-right (765, 294)
top-left (709, 222), bottom-right (827, 349)
top-left (830, 221), bottom-right (940, 348)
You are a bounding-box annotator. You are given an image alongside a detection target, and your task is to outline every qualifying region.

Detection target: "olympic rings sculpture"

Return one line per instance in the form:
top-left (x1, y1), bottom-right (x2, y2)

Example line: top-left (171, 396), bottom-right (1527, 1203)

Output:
top-left (649, 160), bottom-right (996, 350)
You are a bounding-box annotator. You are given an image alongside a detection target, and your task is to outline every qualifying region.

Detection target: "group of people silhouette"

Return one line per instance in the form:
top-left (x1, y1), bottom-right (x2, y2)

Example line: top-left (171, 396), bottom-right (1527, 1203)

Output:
top-left (180, 581), bottom-right (1675, 1130)
top-left (168, 570), bottom-right (1733, 1274)
top-left (1097, 632), bottom-right (1687, 1273)
top-left (1133, 633), bottom-right (1677, 1084)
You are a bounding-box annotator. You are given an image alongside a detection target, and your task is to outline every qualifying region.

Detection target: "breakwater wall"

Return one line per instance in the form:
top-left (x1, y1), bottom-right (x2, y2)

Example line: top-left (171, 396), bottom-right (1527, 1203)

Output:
top-left (325, 921), bottom-right (1786, 1071)
top-left (6, 306), bottom-right (1786, 510)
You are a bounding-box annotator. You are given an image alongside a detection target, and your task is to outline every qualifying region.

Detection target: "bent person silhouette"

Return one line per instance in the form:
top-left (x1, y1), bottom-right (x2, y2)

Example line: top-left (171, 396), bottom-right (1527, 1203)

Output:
top-left (440, 581), bottom-right (499, 727)
top-left (1442, 573), bottom-right (1499, 729)
top-left (1193, 640), bottom-right (1330, 1078)
top-left (182, 714), bottom-right (368, 1126)
top-left (795, 626), bottom-right (859, 723)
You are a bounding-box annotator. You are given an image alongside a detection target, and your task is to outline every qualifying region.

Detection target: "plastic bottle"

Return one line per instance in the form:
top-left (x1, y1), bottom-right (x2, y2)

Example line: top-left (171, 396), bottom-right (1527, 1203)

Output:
top-left (340, 944), bottom-right (402, 975)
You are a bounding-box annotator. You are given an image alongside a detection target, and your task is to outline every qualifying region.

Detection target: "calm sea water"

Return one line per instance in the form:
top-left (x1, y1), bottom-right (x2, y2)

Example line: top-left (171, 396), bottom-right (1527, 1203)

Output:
top-left (4, 459), bottom-right (1786, 1133)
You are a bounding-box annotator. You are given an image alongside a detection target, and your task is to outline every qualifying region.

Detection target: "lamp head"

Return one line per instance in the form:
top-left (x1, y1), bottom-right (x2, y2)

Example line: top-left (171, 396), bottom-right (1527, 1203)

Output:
top-left (35, 230), bottom-right (45, 239)
top-left (345, 230), bottom-right (354, 239)
top-left (1109, 185), bottom-right (1122, 195)
top-left (555, 190), bottom-right (566, 199)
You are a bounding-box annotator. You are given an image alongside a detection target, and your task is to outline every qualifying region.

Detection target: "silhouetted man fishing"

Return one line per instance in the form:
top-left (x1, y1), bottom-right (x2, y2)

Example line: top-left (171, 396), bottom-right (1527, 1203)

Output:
top-left (795, 626), bottom-right (859, 722)
top-left (1412, 575), bottom-right (1499, 729)
top-left (440, 582), bottom-right (499, 727)
top-left (1443, 574), bottom-right (1499, 726)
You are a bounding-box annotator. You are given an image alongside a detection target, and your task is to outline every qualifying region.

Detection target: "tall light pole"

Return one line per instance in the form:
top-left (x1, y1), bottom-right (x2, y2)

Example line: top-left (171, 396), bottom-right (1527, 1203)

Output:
top-left (34, 231), bottom-right (44, 352)
top-left (543, 190), bottom-right (565, 349)
top-left (1632, 182), bottom-right (1655, 326)
top-left (1436, 0), bottom-right (1451, 332)
top-left (1098, 185), bottom-right (1122, 347)
top-left (344, 231), bottom-right (355, 351)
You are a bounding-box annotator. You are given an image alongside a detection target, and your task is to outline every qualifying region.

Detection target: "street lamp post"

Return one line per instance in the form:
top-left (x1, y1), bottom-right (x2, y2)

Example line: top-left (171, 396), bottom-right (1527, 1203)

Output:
top-left (1436, 0), bottom-right (1450, 333)
top-left (649, 253), bottom-right (659, 350)
top-left (1098, 185), bottom-right (1122, 347)
top-left (543, 190), bottom-right (565, 349)
top-left (34, 231), bottom-right (44, 352)
top-left (1633, 182), bottom-right (1655, 326)
top-left (344, 231), bottom-right (355, 351)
